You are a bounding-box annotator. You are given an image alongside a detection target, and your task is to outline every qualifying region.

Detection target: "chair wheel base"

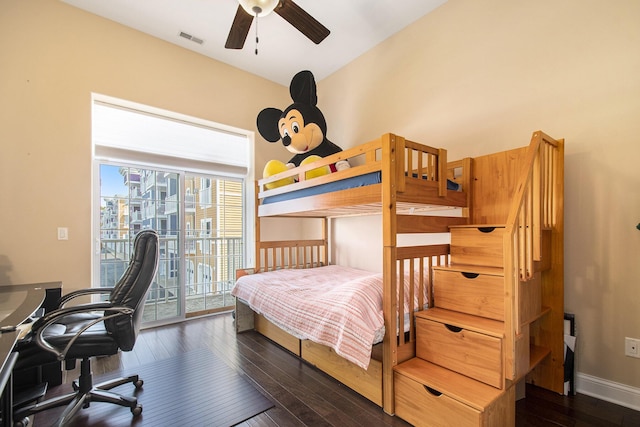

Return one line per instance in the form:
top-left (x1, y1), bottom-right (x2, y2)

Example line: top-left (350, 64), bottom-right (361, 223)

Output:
top-left (131, 404), bottom-right (143, 416)
top-left (13, 416), bottom-right (30, 427)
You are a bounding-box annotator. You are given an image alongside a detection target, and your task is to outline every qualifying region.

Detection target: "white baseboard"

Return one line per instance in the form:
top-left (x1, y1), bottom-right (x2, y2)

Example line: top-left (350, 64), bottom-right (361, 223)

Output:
top-left (576, 372), bottom-right (640, 411)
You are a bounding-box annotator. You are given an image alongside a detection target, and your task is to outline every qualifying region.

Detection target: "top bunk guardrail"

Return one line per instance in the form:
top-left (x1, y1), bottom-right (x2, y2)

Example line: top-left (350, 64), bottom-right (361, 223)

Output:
top-left (256, 133), bottom-right (471, 218)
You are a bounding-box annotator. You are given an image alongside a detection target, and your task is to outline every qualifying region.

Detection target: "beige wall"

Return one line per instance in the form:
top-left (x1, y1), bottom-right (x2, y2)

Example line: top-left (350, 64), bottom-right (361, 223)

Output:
top-left (0, 0), bottom-right (292, 288)
top-left (320, 0), bottom-right (640, 393)
top-left (2, 0), bottom-right (638, 400)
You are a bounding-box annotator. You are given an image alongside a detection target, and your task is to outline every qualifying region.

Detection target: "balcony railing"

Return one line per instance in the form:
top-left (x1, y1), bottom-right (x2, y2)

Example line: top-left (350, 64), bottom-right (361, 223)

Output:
top-left (99, 234), bottom-right (243, 321)
top-left (165, 194), bottom-right (195, 214)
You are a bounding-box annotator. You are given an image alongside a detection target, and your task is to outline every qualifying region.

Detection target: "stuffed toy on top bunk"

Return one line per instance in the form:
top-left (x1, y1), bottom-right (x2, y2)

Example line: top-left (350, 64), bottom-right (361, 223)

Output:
top-left (257, 70), bottom-right (349, 189)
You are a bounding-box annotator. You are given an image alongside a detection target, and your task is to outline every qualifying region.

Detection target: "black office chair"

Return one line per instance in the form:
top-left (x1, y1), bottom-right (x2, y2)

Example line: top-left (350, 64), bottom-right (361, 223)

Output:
top-left (13, 229), bottom-right (159, 427)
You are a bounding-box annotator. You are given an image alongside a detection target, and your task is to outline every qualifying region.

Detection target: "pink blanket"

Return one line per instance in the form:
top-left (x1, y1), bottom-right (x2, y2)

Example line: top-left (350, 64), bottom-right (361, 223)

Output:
top-left (232, 265), bottom-right (384, 369)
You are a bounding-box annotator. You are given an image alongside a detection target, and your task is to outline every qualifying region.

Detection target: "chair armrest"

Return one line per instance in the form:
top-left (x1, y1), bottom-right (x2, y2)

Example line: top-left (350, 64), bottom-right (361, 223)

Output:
top-left (33, 303), bottom-right (134, 360)
top-left (57, 287), bottom-right (114, 308)
top-left (29, 302), bottom-right (111, 336)
top-left (31, 301), bottom-right (114, 331)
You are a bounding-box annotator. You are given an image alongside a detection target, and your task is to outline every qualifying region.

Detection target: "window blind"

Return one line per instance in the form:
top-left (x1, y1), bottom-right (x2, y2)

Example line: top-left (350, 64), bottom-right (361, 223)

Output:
top-left (92, 100), bottom-right (250, 177)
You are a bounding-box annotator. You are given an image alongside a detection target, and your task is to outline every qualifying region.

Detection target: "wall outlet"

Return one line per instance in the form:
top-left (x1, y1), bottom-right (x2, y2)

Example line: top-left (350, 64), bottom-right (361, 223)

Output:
top-left (625, 337), bottom-right (640, 358)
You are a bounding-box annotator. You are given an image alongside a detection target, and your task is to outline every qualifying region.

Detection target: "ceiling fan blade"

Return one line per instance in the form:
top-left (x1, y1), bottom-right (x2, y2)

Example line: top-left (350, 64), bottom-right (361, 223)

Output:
top-left (275, 0), bottom-right (330, 45)
top-left (225, 5), bottom-right (254, 49)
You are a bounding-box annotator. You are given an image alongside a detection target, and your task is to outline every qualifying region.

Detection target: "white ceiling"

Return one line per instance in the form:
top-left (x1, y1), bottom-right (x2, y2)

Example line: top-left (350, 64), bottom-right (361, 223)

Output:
top-left (61, 0), bottom-right (447, 86)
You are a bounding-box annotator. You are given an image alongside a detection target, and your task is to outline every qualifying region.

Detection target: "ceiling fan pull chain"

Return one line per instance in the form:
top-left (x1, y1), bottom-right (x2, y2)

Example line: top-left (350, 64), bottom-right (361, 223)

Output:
top-left (255, 12), bottom-right (259, 55)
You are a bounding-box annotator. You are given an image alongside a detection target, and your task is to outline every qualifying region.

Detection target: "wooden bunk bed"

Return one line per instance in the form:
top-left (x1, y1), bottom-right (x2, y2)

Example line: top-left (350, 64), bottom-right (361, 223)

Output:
top-left (234, 133), bottom-right (472, 413)
top-left (234, 131), bottom-right (565, 425)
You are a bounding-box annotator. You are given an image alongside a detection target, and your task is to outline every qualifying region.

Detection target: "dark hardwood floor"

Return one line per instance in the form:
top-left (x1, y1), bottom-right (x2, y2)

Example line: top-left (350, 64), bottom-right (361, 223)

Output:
top-left (33, 312), bottom-right (640, 426)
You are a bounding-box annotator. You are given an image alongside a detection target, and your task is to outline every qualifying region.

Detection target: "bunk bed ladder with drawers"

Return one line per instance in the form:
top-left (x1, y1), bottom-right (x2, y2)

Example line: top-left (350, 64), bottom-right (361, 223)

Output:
top-left (393, 131), bottom-right (565, 427)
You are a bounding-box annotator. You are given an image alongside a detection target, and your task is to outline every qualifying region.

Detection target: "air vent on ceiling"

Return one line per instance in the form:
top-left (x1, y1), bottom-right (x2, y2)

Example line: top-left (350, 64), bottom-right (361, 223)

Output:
top-left (179, 31), bottom-right (204, 45)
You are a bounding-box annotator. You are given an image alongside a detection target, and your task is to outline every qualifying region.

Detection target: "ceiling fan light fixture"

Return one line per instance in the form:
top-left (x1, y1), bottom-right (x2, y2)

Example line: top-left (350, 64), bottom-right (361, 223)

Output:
top-left (238, 0), bottom-right (279, 18)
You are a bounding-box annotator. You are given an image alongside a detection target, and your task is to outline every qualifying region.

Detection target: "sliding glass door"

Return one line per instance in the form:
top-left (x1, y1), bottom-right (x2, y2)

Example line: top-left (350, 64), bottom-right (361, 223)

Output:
top-left (92, 95), bottom-right (252, 326)
top-left (99, 165), bottom-right (243, 324)
top-left (182, 174), bottom-right (243, 317)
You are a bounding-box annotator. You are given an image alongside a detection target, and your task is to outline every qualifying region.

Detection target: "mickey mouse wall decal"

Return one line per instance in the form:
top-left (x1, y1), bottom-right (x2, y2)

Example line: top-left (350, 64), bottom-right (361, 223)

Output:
top-left (257, 70), bottom-right (349, 189)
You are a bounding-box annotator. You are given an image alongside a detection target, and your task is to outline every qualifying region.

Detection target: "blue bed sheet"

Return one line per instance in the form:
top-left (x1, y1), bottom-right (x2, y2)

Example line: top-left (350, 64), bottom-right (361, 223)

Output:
top-left (262, 172), bottom-right (460, 205)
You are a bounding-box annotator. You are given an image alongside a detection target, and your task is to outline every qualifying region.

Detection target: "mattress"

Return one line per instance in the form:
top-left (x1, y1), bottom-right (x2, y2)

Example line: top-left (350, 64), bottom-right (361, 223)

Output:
top-left (231, 265), bottom-right (428, 369)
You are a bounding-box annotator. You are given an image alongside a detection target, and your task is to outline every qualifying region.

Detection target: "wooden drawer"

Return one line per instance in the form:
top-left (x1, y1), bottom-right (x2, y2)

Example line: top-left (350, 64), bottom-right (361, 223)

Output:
top-left (301, 340), bottom-right (382, 406)
top-left (395, 368), bottom-right (481, 427)
top-left (450, 226), bottom-right (504, 268)
top-left (255, 314), bottom-right (301, 356)
top-left (433, 268), bottom-right (504, 321)
top-left (416, 317), bottom-right (503, 388)
top-left (394, 358), bottom-right (514, 427)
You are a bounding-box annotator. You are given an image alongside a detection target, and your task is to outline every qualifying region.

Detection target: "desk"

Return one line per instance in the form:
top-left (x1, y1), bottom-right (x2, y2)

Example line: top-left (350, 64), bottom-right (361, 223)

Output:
top-left (0, 282), bottom-right (61, 427)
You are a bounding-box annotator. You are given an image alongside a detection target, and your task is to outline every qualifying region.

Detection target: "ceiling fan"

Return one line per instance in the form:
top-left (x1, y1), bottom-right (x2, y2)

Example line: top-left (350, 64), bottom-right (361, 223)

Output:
top-left (225, 0), bottom-right (330, 50)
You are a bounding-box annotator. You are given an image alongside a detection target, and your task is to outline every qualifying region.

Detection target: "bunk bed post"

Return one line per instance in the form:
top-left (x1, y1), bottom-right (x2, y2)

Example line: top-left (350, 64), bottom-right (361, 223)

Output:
top-left (235, 181), bottom-right (263, 333)
top-left (381, 133), bottom-right (401, 247)
top-left (547, 137), bottom-right (565, 393)
top-left (381, 133), bottom-right (400, 414)
top-left (438, 148), bottom-right (448, 197)
top-left (381, 245), bottom-right (397, 414)
top-left (528, 136), bottom-right (565, 393)
top-left (255, 181), bottom-right (261, 272)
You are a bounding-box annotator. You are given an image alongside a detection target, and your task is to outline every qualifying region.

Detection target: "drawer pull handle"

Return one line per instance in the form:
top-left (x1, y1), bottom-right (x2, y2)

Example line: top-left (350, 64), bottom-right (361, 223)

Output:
top-left (424, 385), bottom-right (442, 396)
top-left (445, 324), bottom-right (463, 333)
top-left (461, 272), bottom-right (479, 279)
top-left (478, 227), bottom-right (496, 233)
